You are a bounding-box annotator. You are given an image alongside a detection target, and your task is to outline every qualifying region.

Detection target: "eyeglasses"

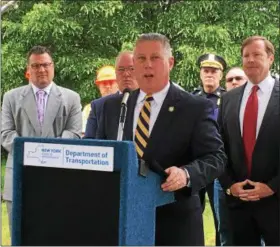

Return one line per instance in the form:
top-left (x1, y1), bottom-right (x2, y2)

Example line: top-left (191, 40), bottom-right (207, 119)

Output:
top-left (30, 62), bottom-right (53, 70)
top-left (226, 76), bottom-right (244, 83)
top-left (117, 66), bottom-right (134, 73)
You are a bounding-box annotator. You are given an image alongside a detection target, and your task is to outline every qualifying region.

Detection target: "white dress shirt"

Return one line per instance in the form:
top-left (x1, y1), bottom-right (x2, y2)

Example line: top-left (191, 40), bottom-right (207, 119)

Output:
top-left (132, 82), bottom-right (193, 186)
top-left (133, 82), bottom-right (191, 186)
top-left (31, 82), bottom-right (53, 112)
top-left (239, 74), bottom-right (275, 137)
top-left (133, 82), bottom-right (170, 139)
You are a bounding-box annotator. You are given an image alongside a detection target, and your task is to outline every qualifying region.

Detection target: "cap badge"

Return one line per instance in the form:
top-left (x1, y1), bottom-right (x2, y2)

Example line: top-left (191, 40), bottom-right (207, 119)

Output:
top-left (168, 106), bottom-right (175, 112)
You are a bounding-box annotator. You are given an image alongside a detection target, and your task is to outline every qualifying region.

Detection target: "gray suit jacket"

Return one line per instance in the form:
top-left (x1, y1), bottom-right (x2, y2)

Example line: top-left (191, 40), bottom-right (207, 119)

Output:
top-left (1, 83), bottom-right (82, 201)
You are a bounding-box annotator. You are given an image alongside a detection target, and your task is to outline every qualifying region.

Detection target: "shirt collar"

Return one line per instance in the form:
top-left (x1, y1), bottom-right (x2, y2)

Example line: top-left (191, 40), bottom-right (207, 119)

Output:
top-left (246, 73), bottom-right (274, 94)
top-left (137, 82), bottom-right (170, 105)
top-left (31, 82), bottom-right (53, 95)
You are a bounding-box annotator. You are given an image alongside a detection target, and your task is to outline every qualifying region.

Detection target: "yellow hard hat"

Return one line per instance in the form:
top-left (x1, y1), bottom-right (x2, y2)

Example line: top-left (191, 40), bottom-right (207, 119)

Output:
top-left (95, 65), bottom-right (116, 84)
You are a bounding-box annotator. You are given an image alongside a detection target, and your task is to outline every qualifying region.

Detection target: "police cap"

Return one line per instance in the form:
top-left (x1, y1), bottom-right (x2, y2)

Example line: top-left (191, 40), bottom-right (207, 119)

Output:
top-left (197, 53), bottom-right (227, 71)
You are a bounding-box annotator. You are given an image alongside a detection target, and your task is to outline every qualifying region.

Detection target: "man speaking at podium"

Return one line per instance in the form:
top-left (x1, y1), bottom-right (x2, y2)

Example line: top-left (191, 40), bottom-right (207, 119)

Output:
top-left (96, 33), bottom-right (226, 246)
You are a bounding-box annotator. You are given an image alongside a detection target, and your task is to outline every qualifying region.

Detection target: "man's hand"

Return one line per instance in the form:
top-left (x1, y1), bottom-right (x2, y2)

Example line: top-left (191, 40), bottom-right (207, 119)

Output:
top-left (230, 180), bottom-right (250, 201)
top-left (244, 180), bottom-right (275, 201)
top-left (161, 166), bottom-right (187, 192)
top-left (230, 179), bottom-right (275, 201)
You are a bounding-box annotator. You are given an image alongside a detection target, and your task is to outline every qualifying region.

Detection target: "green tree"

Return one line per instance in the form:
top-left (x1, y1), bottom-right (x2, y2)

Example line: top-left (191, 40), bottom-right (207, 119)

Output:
top-left (1, 0), bottom-right (279, 105)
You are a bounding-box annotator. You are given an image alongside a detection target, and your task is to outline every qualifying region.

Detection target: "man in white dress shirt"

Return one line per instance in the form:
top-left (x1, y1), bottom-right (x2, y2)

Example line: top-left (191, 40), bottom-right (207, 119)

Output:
top-left (96, 32), bottom-right (226, 245)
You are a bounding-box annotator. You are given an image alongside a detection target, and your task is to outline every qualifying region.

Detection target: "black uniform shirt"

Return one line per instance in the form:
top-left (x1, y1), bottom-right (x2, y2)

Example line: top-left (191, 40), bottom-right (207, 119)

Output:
top-left (192, 86), bottom-right (226, 108)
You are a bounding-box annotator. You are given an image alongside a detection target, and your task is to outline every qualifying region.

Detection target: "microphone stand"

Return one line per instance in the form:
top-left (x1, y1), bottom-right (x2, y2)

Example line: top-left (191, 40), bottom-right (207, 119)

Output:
top-left (117, 104), bottom-right (127, 141)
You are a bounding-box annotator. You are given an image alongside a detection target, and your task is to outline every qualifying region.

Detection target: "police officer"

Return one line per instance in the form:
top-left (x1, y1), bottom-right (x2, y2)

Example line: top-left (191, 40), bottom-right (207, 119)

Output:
top-left (193, 53), bottom-right (227, 108)
top-left (193, 53), bottom-right (227, 246)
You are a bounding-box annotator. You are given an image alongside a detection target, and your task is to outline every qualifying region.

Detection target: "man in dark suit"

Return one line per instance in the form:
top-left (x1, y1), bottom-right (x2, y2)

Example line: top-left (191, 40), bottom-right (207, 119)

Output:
top-left (213, 67), bottom-right (248, 246)
top-left (96, 33), bottom-right (226, 245)
top-left (84, 51), bottom-right (138, 138)
top-left (192, 53), bottom-right (227, 246)
top-left (218, 36), bottom-right (279, 246)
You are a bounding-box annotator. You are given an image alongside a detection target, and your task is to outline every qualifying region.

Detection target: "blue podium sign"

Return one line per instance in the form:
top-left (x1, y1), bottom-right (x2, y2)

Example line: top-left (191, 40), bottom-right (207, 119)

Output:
top-left (12, 137), bottom-right (174, 246)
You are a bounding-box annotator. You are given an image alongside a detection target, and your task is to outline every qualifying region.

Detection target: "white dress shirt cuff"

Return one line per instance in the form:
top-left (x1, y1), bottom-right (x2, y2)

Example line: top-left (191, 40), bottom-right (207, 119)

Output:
top-left (181, 167), bottom-right (191, 187)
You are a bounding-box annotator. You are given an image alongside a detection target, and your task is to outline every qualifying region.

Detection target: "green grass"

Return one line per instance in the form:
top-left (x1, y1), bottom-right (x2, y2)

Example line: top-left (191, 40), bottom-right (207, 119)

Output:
top-left (203, 196), bottom-right (216, 246)
top-left (2, 158), bottom-right (11, 246)
top-left (1, 159), bottom-right (6, 192)
top-left (2, 202), bottom-right (11, 246)
top-left (1, 166), bottom-right (4, 192)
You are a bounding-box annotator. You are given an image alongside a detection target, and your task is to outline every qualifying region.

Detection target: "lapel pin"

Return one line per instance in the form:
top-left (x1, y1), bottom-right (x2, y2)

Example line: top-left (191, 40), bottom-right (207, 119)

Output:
top-left (168, 106), bottom-right (175, 112)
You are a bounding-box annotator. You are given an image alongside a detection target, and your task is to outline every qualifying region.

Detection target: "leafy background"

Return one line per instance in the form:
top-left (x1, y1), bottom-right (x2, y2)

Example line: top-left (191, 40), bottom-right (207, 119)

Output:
top-left (1, 0), bottom-right (279, 106)
top-left (1, 1), bottom-right (279, 245)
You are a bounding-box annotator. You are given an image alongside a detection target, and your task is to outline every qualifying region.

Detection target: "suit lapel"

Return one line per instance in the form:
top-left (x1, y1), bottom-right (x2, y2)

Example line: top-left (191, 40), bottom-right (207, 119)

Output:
top-left (257, 79), bottom-right (279, 140)
top-left (21, 85), bottom-right (41, 135)
top-left (223, 84), bottom-right (247, 176)
top-left (233, 84), bottom-right (246, 143)
top-left (144, 84), bottom-right (181, 160)
top-left (41, 84), bottom-right (62, 137)
top-left (231, 84), bottom-right (248, 172)
top-left (123, 90), bottom-right (139, 141)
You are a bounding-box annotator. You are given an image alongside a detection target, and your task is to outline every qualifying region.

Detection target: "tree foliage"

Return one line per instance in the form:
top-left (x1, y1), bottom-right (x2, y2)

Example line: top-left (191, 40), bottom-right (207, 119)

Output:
top-left (1, 0), bottom-right (279, 105)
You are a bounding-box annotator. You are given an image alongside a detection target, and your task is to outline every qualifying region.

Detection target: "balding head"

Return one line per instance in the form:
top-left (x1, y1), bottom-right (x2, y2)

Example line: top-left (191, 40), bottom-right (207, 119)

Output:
top-left (115, 51), bottom-right (138, 92)
top-left (225, 67), bottom-right (247, 91)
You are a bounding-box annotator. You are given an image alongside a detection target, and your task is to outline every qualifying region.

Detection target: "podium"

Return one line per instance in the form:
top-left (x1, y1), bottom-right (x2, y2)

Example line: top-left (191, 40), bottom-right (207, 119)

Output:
top-left (12, 137), bottom-right (174, 246)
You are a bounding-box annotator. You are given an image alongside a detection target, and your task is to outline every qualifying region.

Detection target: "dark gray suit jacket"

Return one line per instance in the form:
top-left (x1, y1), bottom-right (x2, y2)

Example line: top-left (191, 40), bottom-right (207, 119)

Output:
top-left (84, 92), bottom-right (120, 139)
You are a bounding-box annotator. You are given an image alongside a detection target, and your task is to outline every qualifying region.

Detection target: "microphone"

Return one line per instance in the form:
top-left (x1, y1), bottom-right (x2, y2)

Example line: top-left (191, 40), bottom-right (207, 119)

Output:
top-left (121, 88), bottom-right (131, 106)
top-left (117, 88), bottom-right (131, 141)
top-left (119, 88), bottom-right (131, 123)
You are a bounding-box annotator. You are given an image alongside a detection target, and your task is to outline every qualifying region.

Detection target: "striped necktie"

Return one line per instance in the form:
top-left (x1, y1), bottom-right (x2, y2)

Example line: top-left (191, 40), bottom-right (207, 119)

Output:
top-left (135, 95), bottom-right (154, 158)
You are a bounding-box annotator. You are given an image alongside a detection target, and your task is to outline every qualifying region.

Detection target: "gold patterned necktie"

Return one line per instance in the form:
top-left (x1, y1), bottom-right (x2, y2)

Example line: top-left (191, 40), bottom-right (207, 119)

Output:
top-left (134, 94), bottom-right (154, 158)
